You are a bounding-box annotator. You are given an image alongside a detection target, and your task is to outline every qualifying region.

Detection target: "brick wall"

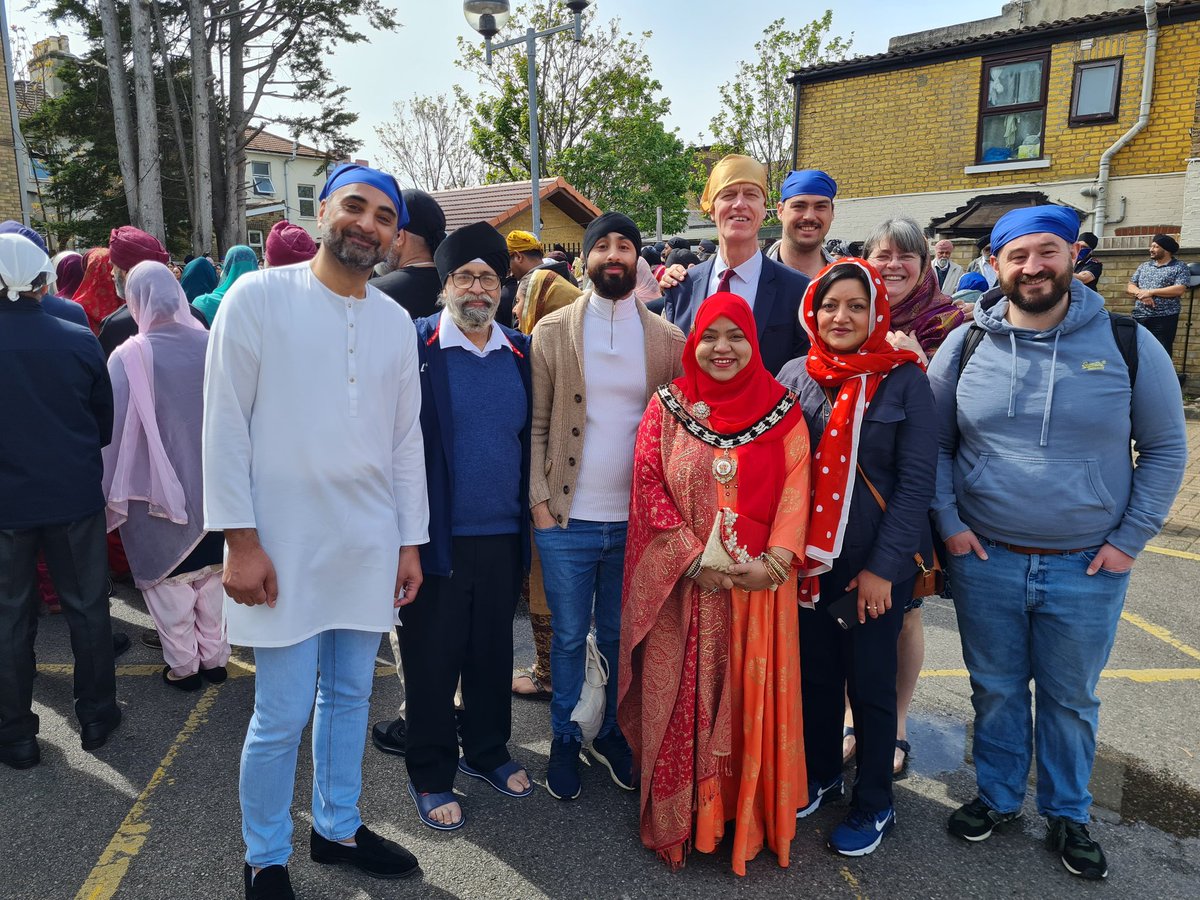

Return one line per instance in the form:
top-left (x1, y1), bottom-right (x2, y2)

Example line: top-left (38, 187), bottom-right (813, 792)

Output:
top-left (796, 19), bottom-right (1200, 200)
top-left (0, 38), bottom-right (25, 223)
top-left (1092, 247), bottom-right (1200, 393)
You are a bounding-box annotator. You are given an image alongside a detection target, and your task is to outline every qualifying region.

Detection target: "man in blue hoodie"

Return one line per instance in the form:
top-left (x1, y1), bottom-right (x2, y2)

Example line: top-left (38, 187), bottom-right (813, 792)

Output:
top-left (927, 206), bottom-right (1187, 881)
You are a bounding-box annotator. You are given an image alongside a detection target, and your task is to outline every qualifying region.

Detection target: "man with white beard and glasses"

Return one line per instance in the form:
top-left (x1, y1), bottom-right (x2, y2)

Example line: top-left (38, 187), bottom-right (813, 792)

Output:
top-left (392, 221), bottom-right (534, 831)
top-left (530, 212), bottom-right (685, 802)
top-left (204, 163), bottom-right (427, 900)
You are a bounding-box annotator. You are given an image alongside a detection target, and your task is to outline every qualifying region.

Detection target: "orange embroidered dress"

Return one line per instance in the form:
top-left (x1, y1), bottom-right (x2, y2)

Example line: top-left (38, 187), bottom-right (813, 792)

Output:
top-left (618, 293), bottom-right (810, 876)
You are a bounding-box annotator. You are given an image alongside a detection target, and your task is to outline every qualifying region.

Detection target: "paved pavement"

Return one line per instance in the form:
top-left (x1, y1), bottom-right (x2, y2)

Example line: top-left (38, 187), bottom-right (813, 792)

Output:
top-left (4, 536), bottom-right (1199, 899)
top-left (1154, 420), bottom-right (1200, 555)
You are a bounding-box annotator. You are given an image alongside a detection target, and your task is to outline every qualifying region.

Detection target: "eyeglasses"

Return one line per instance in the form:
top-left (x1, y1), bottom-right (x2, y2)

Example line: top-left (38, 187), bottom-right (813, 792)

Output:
top-left (450, 272), bottom-right (501, 290)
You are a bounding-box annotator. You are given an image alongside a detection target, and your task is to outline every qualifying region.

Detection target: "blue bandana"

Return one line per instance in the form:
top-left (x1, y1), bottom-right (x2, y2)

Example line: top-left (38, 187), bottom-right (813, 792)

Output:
top-left (780, 169), bottom-right (837, 201)
top-left (990, 205), bottom-right (1079, 254)
top-left (319, 164), bottom-right (409, 231)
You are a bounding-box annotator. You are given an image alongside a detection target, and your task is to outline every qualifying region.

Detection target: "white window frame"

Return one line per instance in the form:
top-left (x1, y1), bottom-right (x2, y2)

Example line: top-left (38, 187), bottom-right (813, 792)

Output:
top-left (247, 229), bottom-right (265, 255)
top-left (297, 184), bottom-right (316, 218)
top-left (250, 160), bottom-right (276, 196)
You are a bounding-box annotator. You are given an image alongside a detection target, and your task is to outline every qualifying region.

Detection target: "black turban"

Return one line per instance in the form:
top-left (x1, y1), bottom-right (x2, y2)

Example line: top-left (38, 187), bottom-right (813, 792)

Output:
top-left (434, 221), bottom-right (510, 284)
top-left (1152, 233), bottom-right (1179, 255)
top-left (402, 189), bottom-right (447, 252)
top-left (583, 212), bottom-right (642, 260)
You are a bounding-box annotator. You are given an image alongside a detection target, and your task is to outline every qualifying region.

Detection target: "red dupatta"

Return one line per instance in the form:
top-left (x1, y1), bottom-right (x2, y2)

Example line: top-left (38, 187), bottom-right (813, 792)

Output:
top-left (73, 248), bottom-right (121, 335)
top-left (797, 258), bottom-right (921, 604)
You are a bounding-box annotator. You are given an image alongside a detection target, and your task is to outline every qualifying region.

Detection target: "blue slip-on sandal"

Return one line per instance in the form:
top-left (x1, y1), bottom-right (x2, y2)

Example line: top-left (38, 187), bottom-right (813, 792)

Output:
top-left (458, 757), bottom-right (533, 798)
top-left (407, 781), bottom-right (465, 831)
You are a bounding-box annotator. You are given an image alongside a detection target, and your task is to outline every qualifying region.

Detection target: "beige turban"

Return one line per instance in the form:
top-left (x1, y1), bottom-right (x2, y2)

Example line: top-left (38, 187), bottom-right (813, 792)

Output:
top-left (506, 230), bottom-right (543, 254)
top-left (700, 154), bottom-right (769, 216)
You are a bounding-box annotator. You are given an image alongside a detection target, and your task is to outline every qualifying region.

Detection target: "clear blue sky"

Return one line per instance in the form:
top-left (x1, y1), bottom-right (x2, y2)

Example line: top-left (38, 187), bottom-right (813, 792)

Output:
top-left (8, 0), bottom-right (1002, 163)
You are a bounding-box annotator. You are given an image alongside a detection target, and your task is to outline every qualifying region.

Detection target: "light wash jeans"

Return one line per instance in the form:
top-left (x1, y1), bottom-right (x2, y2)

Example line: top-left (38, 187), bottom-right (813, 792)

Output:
top-left (534, 519), bottom-right (627, 741)
top-left (240, 628), bottom-right (382, 868)
top-left (949, 540), bottom-right (1129, 823)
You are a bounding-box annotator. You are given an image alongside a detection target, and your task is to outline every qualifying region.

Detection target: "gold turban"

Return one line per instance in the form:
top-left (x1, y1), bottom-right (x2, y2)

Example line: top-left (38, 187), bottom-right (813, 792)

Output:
top-left (699, 154), bottom-right (769, 216)
top-left (506, 229), bottom-right (543, 254)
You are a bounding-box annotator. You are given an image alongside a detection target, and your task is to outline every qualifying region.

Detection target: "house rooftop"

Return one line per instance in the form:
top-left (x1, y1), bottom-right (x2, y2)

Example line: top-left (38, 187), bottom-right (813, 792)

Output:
top-left (429, 177), bottom-right (601, 232)
top-left (244, 128), bottom-right (327, 159)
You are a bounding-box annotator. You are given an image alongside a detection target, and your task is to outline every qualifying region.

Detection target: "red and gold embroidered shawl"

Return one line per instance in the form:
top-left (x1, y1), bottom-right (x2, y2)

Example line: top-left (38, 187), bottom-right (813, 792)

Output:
top-left (618, 387), bottom-right (810, 876)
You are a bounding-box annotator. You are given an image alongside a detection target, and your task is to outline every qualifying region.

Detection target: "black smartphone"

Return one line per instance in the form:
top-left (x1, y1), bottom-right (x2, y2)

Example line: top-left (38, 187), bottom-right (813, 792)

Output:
top-left (825, 589), bottom-right (860, 631)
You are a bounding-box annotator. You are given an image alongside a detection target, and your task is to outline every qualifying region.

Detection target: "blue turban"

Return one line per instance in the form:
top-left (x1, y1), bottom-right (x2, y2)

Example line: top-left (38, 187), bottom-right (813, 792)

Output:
top-left (319, 163), bottom-right (409, 231)
top-left (957, 272), bottom-right (989, 292)
top-left (990, 205), bottom-right (1080, 254)
top-left (0, 220), bottom-right (48, 254)
top-left (780, 169), bottom-right (837, 201)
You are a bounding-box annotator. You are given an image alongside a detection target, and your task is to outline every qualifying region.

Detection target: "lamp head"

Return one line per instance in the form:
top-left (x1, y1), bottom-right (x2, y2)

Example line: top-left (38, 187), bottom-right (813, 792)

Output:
top-left (463, 0), bottom-right (511, 39)
top-left (564, 0), bottom-right (591, 12)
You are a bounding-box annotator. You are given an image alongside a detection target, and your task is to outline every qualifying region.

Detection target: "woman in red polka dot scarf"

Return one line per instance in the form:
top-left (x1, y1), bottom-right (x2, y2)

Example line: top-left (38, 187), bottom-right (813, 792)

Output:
top-left (776, 258), bottom-right (938, 856)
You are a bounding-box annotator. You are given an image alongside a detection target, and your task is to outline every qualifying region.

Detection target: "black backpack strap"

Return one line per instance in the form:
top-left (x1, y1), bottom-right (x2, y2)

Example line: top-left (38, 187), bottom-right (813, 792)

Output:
top-left (1108, 313), bottom-right (1138, 390)
top-left (956, 324), bottom-right (986, 380)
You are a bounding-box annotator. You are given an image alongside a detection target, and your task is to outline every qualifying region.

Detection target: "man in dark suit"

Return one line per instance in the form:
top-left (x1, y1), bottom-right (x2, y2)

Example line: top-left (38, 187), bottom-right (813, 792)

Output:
top-left (662, 154), bottom-right (809, 374)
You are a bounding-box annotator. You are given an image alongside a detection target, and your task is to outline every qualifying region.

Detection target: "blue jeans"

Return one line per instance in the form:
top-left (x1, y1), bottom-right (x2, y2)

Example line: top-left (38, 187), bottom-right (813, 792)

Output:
top-left (534, 519), bottom-right (627, 740)
top-left (949, 541), bottom-right (1129, 822)
top-left (240, 628), bottom-right (382, 868)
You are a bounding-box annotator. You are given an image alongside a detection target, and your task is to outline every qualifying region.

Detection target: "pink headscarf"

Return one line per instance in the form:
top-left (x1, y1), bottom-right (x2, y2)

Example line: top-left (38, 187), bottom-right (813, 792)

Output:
top-left (103, 262), bottom-right (206, 534)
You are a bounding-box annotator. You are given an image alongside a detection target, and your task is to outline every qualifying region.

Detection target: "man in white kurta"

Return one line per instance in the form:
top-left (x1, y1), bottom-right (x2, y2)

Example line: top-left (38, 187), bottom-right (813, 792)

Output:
top-left (203, 164), bottom-right (428, 900)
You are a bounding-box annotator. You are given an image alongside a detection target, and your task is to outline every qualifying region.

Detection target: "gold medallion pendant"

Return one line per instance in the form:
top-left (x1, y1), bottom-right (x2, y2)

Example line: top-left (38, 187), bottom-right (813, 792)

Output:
top-left (712, 449), bottom-right (737, 484)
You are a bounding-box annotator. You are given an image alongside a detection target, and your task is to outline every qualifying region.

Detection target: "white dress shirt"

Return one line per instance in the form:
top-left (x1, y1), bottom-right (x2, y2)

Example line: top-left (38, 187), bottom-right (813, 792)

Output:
top-left (706, 250), bottom-right (764, 310)
top-left (436, 308), bottom-right (512, 357)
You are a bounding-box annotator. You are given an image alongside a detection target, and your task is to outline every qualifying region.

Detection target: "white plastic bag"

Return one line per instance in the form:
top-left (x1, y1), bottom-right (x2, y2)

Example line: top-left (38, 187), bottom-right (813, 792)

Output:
top-left (570, 632), bottom-right (609, 744)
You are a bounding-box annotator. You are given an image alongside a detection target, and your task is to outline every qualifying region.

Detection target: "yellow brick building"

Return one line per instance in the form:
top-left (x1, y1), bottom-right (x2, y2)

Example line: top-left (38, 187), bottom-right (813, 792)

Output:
top-left (789, 1), bottom-right (1200, 246)
top-left (0, 28), bottom-right (27, 224)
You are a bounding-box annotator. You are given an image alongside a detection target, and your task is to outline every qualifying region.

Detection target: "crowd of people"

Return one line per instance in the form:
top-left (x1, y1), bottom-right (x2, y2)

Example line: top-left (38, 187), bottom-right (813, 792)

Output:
top-left (0, 151), bottom-right (1189, 900)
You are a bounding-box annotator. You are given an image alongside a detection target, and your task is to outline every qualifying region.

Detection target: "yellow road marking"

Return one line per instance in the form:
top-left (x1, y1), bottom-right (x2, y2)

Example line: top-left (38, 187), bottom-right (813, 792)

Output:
top-left (921, 667), bottom-right (1200, 682)
top-left (37, 661), bottom-right (258, 678)
top-left (839, 866), bottom-right (864, 898)
top-left (76, 686), bottom-right (220, 900)
top-left (1121, 611), bottom-right (1200, 662)
top-left (1144, 544), bottom-right (1200, 562)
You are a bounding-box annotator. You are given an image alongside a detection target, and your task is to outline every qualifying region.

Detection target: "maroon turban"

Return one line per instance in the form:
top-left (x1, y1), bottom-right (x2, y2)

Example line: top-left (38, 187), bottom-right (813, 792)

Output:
top-left (108, 226), bottom-right (169, 272)
top-left (265, 220), bottom-right (317, 267)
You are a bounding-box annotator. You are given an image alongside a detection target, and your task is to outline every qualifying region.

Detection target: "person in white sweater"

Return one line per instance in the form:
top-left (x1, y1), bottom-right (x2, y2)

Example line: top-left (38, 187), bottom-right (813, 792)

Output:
top-left (528, 212), bottom-right (685, 803)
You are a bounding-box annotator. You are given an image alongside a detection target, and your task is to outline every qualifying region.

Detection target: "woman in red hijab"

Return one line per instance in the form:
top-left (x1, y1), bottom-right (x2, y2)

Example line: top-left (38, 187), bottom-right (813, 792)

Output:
top-left (619, 292), bottom-right (810, 876)
top-left (73, 248), bottom-right (121, 334)
top-left (776, 258), bottom-right (936, 858)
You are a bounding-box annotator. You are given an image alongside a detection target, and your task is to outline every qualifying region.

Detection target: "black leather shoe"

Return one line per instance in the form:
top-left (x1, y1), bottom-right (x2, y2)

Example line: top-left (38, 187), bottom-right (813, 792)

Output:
top-left (243, 863), bottom-right (295, 899)
top-left (310, 825), bottom-right (419, 879)
top-left (0, 738), bottom-right (40, 770)
top-left (370, 717), bottom-right (406, 756)
top-left (200, 665), bottom-right (228, 684)
top-left (112, 632), bottom-right (131, 658)
top-left (81, 706), bottom-right (122, 752)
top-left (162, 666), bottom-right (203, 692)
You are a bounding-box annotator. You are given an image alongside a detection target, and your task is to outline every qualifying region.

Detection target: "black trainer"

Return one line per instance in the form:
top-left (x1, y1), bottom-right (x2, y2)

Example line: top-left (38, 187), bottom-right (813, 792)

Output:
top-left (310, 824), bottom-right (419, 879)
top-left (243, 863), bottom-right (294, 900)
top-left (1046, 816), bottom-right (1108, 879)
top-left (947, 796), bottom-right (1023, 841)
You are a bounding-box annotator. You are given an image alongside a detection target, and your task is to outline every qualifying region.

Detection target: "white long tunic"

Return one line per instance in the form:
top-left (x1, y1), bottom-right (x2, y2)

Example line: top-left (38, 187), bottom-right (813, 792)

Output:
top-left (202, 264), bottom-right (428, 647)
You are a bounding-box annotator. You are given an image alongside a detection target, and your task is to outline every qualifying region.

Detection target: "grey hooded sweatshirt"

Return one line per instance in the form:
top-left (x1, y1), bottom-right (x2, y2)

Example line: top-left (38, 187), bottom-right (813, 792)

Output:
top-left (927, 280), bottom-right (1186, 556)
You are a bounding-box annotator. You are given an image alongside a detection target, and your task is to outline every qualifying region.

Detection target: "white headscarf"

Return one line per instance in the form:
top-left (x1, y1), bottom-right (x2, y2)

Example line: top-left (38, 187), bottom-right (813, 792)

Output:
top-left (0, 233), bottom-right (55, 300)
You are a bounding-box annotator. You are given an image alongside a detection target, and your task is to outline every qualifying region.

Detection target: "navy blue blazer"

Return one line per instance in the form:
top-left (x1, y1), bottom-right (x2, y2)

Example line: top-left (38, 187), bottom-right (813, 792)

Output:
top-left (661, 254), bottom-right (811, 375)
top-left (414, 315), bottom-right (533, 579)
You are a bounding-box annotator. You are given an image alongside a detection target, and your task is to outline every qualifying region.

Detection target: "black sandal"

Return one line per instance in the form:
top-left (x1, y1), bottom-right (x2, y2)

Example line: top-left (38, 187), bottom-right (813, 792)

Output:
top-left (893, 739), bottom-right (911, 780)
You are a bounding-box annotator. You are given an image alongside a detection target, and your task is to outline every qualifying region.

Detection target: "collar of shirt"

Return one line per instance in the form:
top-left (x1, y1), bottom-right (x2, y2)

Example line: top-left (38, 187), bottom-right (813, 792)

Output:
top-left (709, 250), bottom-right (764, 302)
top-left (437, 308), bottom-right (510, 358)
top-left (586, 290), bottom-right (638, 320)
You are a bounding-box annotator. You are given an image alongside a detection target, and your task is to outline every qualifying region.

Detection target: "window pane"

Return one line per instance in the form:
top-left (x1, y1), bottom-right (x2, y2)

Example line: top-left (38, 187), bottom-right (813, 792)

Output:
top-left (980, 110), bottom-right (1044, 162)
top-left (297, 185), bottom-right (314, 199)
top-left (251, 161), bottom-right (270, 176)
top-left (986, 59), bottom-right (1044, 108)
top-left (1076, 64), bottom-right (1117, 116)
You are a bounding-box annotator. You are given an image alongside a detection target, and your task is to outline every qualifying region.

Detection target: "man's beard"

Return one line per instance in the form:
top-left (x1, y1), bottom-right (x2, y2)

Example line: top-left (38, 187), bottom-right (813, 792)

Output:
top-left (440, 289), bottom-right (497, 332)
top-left (934, 257), bottom-right (948, 268)
top-left (1000, 266), bottom-right (1073, 315)
top-left (113, 268), bottom-right (126, 300)
top-left (321, 221), bottom-right (384, 272)
top-left (588, 261), bottom-right (636, 299)
top-left (785, 220), bottom-right (824, 251)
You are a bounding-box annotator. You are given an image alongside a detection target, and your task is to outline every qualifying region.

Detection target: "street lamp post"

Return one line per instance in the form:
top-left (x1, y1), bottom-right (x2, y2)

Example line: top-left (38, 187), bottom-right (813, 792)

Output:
top-left (464, 1), bottom-right (591, 241)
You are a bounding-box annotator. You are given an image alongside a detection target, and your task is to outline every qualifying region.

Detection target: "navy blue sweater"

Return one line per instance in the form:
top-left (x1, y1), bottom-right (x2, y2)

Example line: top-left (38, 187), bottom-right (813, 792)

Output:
top-left (414, 315), bottom-right (533, 577)
top-left (0, 299), bottom-right (113, 529)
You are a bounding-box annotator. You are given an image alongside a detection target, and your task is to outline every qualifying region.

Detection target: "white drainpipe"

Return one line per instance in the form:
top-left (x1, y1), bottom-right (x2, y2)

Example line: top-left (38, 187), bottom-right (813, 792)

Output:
top-left (1093, 0), bottom-right (1158, 238)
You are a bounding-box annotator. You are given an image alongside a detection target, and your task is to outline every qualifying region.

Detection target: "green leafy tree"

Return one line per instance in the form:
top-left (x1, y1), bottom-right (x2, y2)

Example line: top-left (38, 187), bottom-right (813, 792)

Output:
top-left (711, 13), bottom-right (852, 200)
top-left (456, 1), bottom-right (687, 233)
